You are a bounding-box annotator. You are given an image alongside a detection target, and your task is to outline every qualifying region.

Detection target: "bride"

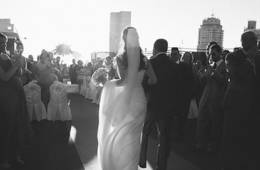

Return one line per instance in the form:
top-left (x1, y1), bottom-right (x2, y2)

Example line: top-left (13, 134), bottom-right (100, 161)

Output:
top-left (97, 27), bottom-right (156, 170)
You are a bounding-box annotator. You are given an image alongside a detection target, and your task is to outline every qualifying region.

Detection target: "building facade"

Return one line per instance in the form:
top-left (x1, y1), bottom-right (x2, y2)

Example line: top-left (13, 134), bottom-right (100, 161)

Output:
top-left (244, 20), bottom-right (260, 45)
top-left (109, 11), bottom-right (131, 54)
top-left (0, 19), bottom-right (20, 55)
top-left (197, 16), bottom-right (224, 52)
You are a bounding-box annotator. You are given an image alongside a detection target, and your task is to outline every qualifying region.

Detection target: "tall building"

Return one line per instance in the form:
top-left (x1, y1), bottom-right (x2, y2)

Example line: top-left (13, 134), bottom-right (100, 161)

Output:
top-left (197, 15), bottom-right (224, 52)
top-left (244, 20), bottom-right (260, 44)
top-left (0, 19), bottom-right (15, 32)
top-left (109, 11), bottom-right (131, 54)
top-left (0, 19), bottom-right (20, 55)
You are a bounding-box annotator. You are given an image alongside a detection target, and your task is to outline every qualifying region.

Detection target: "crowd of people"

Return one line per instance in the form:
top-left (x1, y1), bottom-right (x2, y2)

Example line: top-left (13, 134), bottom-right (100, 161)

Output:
top-left (138, 31), bottom-right (260, 170)
top-left (0, 31), bottom-right (118, 170)
top-left (0, 27), bottom-right (260, 170)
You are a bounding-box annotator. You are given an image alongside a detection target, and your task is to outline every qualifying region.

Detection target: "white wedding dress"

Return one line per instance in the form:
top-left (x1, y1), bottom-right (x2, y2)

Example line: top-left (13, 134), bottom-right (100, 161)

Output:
top-left (97, 70), bottom-right (146, 170)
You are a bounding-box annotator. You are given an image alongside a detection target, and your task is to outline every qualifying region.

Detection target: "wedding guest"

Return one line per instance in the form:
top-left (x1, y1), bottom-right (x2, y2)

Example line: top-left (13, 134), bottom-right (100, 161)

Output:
top-left (175, 52), bottom-right (195, 139)
top-left (0, 32), bottom-right (30, 169)
top-left (104, 56), bottom-right (116, 80)
top-left (221, 52), bottom-right (256, 170)
top-left (79, 63), bottom-right (93, 98)
top-left (139, 39), bottom-right (173, 170)
top-left (90, 67), bottom-right (108, 104)
top-left (69, 59), bottom-right (77, 84)
top-left (239, 31), bottom-right (260, 169)
top-left (170, 47), bottom-right (181, 64)
top-left (195, 52), bottom-right (209, 101)
top-left (60, 64), bottom-right (69, 80)
top-left (54, 56), bottom-right (61, 71)
top-left (206, 41), bottom-right (218, 63)
top-left (222, 49), bottom-right (230, 61)
top-left (27, 55), bottom-right (36, 72)
top-left (195, 44), bottom-right (227, 153)
top-left (76, 60), bottom-right (84, 84)
top-left (15, 42), bottom-right (33, 85)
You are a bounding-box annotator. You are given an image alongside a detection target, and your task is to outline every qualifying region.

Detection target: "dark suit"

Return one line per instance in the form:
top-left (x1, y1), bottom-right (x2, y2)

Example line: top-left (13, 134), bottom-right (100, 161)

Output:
top-left (196, 59), bottom-right (227, 149)
top-left (139, 53), bottom-right (176, 170)
top-left (250, 50), bottom-right (260, 169)
top-left (221, 58), bottom-right (256, 170)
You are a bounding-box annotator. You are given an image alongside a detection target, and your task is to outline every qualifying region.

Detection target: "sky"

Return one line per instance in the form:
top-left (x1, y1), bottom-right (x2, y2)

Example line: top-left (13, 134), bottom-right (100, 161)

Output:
top-left (1, 0), bottom-right (260, 62)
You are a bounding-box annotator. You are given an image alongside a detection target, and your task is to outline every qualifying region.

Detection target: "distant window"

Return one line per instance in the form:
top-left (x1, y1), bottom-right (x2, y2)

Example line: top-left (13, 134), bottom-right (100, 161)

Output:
top-left (7, 26), bottom-right (12, 30)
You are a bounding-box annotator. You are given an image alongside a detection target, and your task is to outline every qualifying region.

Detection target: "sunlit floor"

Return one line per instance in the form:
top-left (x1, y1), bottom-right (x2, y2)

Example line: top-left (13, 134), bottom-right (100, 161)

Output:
top-left (83, 156), bottom-right (153, 170)
top-left (70, 94), bottom-right (217, 170)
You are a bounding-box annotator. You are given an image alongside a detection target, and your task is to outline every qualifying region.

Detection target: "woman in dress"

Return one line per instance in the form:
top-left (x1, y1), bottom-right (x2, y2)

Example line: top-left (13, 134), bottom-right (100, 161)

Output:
top-left (97, 27), bottom-right (156, 170)
top-left (84, 62), bottom-right (94, 99)
top-left (0, 33), bottom-right (30, 169)
top-left (80, 63), bottom-right (93, 99)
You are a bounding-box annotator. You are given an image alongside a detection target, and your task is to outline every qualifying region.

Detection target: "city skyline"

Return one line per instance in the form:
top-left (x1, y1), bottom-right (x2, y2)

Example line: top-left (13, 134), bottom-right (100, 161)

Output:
top-left (197, 16), bottom-right (224, 51)
top-left (109, 11), bottom-right (131, 54)
top-left (0, 0), bottom-right (260, 61)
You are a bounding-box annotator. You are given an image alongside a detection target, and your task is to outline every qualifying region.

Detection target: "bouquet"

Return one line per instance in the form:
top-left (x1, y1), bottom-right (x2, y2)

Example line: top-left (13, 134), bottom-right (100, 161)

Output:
top-left (91, 68), bottom-right (109, 87)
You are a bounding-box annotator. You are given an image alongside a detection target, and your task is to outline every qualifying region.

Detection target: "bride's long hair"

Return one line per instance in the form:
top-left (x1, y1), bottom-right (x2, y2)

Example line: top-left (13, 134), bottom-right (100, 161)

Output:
top-left (116, 26), bottom-right (147, 71)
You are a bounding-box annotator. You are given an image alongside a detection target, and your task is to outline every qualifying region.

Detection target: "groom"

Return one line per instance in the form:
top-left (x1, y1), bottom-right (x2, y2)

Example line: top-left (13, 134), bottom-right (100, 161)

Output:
top-left (139, 39), bottom-right (177, 170)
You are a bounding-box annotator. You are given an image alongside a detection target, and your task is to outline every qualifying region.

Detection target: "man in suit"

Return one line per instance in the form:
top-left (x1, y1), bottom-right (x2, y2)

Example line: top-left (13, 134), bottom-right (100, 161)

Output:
top-left (239, 31), bottom-right (260, 169)
top-left (139, 39), bottom-right (177, 170)
top-left (195, 44), bottom-right (227, 153)
top-left (170, 47), bottom-right (181, 64)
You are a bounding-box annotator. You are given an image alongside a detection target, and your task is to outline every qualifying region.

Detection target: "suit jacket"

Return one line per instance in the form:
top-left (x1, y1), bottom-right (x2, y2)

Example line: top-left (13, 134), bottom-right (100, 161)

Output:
top-left (199, 60), bottom-right (227, 112)
top-left (148, 53), bottom-right (175, 118)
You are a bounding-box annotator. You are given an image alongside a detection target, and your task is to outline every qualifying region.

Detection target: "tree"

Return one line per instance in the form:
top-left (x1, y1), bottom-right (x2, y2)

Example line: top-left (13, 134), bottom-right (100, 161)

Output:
top-left (54, 44), bottom-right (72, 56)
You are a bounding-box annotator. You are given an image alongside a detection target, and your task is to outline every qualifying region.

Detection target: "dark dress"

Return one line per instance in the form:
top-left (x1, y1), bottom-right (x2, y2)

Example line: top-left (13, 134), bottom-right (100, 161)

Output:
top-left (221, 60), bottom-right (256, 170)
top-left (0, 56), bottom-right (30, 162)
top-left (174, 62), bottom-right (195, 137)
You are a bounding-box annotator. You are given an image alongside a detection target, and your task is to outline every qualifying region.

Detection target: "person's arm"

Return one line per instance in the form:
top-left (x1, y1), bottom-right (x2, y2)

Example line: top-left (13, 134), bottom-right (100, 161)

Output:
top-left (0, 55), bottom-right (21, 81)
top-left (146, 60), bottom-right (157, 85)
